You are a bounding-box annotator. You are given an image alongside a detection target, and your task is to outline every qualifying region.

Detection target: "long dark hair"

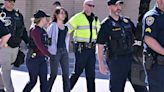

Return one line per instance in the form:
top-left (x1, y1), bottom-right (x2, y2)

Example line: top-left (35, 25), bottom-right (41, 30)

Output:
top-left (52, 7), bottom-right (67, 23)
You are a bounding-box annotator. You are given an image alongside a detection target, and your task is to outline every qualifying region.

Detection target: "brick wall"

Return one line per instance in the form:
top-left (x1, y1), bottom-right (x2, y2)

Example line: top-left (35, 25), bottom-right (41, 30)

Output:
top-left (1, 0), bottom-right (151, 29)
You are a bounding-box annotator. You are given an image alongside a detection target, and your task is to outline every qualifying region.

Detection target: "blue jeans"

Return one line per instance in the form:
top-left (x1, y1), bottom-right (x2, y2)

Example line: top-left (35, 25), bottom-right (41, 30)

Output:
top-left (23, 56), bottom-right (48, 92)
top-left (48, 48), bottom-right (70, 92)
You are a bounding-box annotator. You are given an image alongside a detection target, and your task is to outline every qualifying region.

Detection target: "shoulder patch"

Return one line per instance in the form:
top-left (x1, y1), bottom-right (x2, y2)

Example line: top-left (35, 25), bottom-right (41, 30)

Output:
top-left (15, 12), bottom-right (19, 16)
top-left (123, 18), bottom-right (129, 23)
top-left (15, 9), bottom-right (20, 16)
top-left (145, 27), bottom-right (152, 33)
top-left (101, 17), bottom-right (109, 24)
top-left (146, 16), bottom-right (154, 26)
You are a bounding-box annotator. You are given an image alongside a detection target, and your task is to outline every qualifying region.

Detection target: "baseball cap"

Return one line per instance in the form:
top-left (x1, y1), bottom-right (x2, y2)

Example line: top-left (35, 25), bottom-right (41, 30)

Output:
top-left (33, 10), bottom-right (50, 19)
top-left (107, 0), bottom-right (123, 6)
top-left (84, 0), bottom-right (94, 4)
top-left (52, 1), bottom-right (61, 6)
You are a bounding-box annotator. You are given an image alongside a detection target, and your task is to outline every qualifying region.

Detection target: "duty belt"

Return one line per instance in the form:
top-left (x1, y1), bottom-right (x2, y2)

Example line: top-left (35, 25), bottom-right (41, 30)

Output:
top-left (156, 55), bottom-right (164, 65)
top-left (74, 42), bottom-right (96, 49)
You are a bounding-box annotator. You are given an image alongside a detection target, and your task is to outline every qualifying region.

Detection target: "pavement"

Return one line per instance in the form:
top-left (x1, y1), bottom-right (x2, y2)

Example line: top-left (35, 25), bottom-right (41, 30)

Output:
top-left (10, 52), bottom-right (135, 92)
top-left (12, 70), bottom-right (135, 92)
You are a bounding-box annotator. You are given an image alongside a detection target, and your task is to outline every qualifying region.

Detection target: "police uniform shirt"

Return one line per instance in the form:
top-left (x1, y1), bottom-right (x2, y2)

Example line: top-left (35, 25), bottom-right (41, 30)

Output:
top-left (3, 8), bottom-right (29, 47)
top-left (0, 20), bottom-right (10, 38)
top-left (143, 7), bottom-right (164, 49)
top-left (96, 16), bottom-right (136, 45)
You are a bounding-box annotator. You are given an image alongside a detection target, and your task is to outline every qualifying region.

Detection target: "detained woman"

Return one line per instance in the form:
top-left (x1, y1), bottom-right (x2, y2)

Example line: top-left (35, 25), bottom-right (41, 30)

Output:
top-left (47, 7), bottom-right (70, 92)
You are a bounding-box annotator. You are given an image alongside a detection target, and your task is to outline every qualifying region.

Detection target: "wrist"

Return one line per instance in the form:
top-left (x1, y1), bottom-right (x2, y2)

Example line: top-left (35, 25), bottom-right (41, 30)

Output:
top-left (99, 61), bottom-right (105, 65)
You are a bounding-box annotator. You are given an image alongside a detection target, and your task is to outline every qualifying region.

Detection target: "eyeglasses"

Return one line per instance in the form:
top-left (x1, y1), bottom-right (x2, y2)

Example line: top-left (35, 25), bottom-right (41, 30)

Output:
top-left (59, 11), bottom-right (65, 15)
top-left (86, 4), bottom-right (95, 8)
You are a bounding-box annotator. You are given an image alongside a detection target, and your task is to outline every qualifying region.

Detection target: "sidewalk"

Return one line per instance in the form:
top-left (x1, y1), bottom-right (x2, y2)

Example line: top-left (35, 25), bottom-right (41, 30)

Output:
top-left (12, 70), bottom-right (135, 92)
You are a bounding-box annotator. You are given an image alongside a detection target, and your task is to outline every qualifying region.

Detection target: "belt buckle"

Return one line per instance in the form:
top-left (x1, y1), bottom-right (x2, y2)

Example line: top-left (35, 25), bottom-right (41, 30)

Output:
top-left (31, 53), bottom-right (36, 58)
top-left (87, 43), bottom-right (92, 48)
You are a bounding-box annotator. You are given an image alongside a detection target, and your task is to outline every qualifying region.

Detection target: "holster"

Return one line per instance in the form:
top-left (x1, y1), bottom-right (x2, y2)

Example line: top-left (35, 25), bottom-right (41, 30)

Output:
top-left (156, 55), bottom-right (164, 65)
top-left (131, 62), bottom-right (148, 86)
top-left (26, 48), bottom-right (34, 60)
top-left (144, 52), bottom-right (156, 70)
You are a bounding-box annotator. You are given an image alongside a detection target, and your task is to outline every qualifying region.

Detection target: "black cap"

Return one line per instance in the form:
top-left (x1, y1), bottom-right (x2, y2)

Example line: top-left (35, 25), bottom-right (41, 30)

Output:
top-left (33, 10), bottom-right (50, 19)
top-left (52, 1), bottom-right (61, 6)
top-left (4, 0), bottom-right (16, 2)
top-left (107, 0), bottom-right (123, 6)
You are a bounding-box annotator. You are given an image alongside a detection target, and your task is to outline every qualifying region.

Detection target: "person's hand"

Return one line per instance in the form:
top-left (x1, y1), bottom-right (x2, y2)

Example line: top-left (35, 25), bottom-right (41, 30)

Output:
top-left (99, 63), bottom-right (109, 75)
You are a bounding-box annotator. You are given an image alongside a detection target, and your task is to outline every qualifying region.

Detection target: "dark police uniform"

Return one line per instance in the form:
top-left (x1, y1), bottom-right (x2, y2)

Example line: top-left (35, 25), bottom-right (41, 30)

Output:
top-left (23, 25), bottom-right (50, 92)
top-left (1, 8), bottom-right (29, 47)
top-left (0, 6), bottom-right (29, 92)
top-left (0, 20), bottom-right (10, 38)
top-left (143, 7), bottom-right (164, 92)
top-left (96, 16), bottom-right (148, 92)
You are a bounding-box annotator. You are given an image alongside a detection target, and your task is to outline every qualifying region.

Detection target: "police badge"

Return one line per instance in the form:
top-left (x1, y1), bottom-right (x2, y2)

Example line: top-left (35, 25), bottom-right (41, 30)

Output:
top-left (123, 18), bottom-right (129, 23)
top-left (146, 16), bottom-right (154, 26)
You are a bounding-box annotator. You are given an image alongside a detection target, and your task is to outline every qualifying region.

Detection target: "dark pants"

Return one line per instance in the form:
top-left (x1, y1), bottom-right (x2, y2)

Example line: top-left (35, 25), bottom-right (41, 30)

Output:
top-left (23, 56), bottom-right (48, 92)
top-left (107, 55), bottom-right (148, 92)
top-left (48, 48), bottom-right (70, 92)
top-left (148, 63), bottom-right (164, 92)
top-left (70, 48), bottom-right (96, 92)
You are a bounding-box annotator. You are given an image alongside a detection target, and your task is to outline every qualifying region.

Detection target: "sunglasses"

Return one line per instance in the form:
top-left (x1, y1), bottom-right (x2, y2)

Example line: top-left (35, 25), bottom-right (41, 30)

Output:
top-left (86, 4), bottom-right (95, 7)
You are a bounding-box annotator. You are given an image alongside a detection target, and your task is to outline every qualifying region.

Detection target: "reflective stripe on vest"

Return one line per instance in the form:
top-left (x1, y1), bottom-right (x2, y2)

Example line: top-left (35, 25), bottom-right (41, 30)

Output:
top-left (67, 23), bottom-right (75, 31)
top-left (73, 37), bottom-right (96, 42)
top-left (67, 12), bottom-right (100, 42)
top-left (76, 26), bottom-right (97, 30)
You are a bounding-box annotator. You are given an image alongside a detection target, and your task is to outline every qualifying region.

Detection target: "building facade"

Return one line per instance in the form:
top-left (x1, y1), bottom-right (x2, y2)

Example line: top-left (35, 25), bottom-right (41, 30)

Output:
top-left (0, 0), bottom-right (155, 29)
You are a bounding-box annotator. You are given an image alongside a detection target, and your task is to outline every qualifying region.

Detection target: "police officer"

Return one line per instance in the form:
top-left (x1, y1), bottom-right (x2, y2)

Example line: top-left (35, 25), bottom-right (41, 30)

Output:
top-left (23, 10), bottom-right (50, 92)
top-left (143, 0), bottom-right (164, 92)
top-left (0, 15), bottom-right (11, 92)
top-left (67, 0), bottom-right (100, 91)
top-left (0, 0), bottom-right (29, 92)
top-left (96, 0), bottom-right (148, 92)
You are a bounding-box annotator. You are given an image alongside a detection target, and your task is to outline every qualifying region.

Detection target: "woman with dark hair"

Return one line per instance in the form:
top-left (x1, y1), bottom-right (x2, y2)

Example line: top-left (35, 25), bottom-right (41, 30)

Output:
top-left (23, 10), bottom-right (50, 92)
top-left (47, 7), bottom-right (70, 92)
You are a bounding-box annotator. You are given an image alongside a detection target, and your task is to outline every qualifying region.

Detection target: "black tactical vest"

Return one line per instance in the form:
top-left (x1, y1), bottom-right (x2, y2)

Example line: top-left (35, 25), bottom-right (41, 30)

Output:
top-left (107, 17), bottom-right (134, 56)
top-left (29, 27), bottom-right (49, 49)
top-left (2, 9), bottom-right (25, 48)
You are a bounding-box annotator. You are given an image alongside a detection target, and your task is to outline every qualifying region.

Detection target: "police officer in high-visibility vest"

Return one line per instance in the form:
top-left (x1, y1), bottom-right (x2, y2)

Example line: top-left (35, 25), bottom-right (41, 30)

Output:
top-left (96, 0), bottom-right (148, 92)
top-left (67, 0), bottom-right (100, 91)
top-left (143, 0), bottom-right (164, 92)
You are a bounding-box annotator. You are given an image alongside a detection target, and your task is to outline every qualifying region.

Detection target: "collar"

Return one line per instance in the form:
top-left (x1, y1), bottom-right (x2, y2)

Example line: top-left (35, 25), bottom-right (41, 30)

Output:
top-left (155, 7), bottom-right (164, 15)
top-left (83, 11), bottom-right (94, 17)
top-left (3, 8), bottom-right (14, 13)
top-left (108, 16), bottom-right (121, 22)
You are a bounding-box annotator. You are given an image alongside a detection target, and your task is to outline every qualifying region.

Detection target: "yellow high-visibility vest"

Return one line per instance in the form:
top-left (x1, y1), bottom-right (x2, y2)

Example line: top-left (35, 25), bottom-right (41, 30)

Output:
top-left (67, 12), bottom-right (100, 42)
